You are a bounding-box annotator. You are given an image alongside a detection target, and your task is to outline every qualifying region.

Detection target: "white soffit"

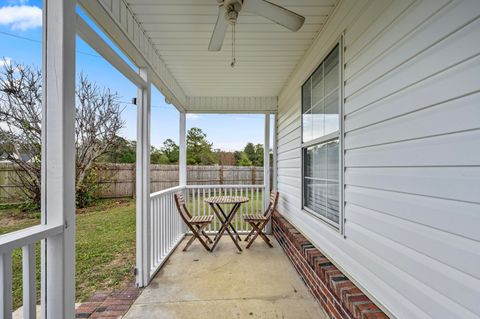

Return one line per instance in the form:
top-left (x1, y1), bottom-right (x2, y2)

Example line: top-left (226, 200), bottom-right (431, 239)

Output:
top-left (125, 0), bottom-right (338, 97)
top-left (185, 96), bottom-right (277, 113)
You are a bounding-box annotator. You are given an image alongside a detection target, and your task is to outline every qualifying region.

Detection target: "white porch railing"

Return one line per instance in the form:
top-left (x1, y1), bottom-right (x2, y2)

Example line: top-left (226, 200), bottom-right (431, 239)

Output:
top-left (149, 186), bottom-right (185, 278)
top-left (0, 224), bottom-right (64, 319)
top-left (147, 184), bottom-right (265, 280)
top-left (186, 185), bottom-right (265, 234)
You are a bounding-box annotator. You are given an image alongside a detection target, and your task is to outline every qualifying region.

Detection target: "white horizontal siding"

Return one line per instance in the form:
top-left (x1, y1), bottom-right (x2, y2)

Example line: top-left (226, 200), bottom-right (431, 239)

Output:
top-left (276, 0), bottom-right (480, 318)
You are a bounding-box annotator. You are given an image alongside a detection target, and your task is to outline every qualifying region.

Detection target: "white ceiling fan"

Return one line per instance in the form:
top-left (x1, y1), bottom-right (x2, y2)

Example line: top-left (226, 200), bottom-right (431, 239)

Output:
top-left (208, 0), bottom-right (306, 53)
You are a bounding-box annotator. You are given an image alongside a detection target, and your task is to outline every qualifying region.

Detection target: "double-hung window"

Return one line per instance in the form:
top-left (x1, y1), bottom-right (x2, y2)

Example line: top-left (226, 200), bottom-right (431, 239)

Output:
top-left (302, 43), bottom-right (343, 228)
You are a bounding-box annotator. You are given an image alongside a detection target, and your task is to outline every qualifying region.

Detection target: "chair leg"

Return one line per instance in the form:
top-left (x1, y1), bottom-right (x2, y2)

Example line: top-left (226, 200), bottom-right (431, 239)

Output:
top-left (202, 230), bottom-right (213, 243)
top-left (246, 220), bottom-right (273, 249)
top-left (246, 222), bottom-right (271, 243)
top-left (244, 228), bottom-right (255, 242)
top-left (184, 224), bottom-right (211, 252)
top-left (195, 224), bottom-right (212, 252)
top-left (183, 234), bottom-right (197, 251)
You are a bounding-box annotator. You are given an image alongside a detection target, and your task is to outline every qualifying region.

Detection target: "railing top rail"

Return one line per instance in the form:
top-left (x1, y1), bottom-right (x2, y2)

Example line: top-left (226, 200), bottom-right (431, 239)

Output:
top-left (150, 185), bottom-right (185, 198)
top-left (0, 224), bottom-right (64, 254)
top-left (186, 184), bottom-right (265, 189)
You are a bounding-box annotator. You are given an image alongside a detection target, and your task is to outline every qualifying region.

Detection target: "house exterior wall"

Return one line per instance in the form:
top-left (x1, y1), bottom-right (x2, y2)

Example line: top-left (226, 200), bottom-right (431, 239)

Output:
top-left (276, 0), bottom-right (480, 318)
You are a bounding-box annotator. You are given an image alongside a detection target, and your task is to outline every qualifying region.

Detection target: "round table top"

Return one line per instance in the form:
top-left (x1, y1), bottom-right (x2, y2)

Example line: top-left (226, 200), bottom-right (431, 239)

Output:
top-left (204, 195), bottom-right (249, 204)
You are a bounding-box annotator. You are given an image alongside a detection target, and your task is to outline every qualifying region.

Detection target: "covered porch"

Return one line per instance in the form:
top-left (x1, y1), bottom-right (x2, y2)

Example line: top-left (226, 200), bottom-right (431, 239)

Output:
top-left (123, 236), bottom-right (326, 319)
top-left (1, 0), bottom-right (324, 317)
top-left (2, 0), bottom-right (476, 318)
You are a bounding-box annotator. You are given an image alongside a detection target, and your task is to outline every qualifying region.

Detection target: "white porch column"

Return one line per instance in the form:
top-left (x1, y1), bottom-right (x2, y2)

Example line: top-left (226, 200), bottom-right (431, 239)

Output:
top-left (179, 112), bottom-right (187, 187)
top-left (263, 114), bottom-right (271, 233)
top-left (136, 68), bottom-right (151, 287)
top-left (272, 113), bottom-right (277, 191)
top-left (41, 0), bottom-right (76, 318)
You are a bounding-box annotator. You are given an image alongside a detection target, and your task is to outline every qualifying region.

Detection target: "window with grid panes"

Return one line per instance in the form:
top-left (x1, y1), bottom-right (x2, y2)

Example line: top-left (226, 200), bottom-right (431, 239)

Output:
top-left (302, 44), bottom-right (342, 228)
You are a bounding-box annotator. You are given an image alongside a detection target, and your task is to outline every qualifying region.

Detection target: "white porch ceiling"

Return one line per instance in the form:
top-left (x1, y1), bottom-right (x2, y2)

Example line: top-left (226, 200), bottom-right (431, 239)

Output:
top-left (125, 0), bottom-right (338, 98)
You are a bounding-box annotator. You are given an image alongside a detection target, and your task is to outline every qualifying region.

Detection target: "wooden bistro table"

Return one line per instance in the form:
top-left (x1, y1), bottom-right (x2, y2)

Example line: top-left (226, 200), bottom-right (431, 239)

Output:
top-left (205, 196), bottom-right (249, 252)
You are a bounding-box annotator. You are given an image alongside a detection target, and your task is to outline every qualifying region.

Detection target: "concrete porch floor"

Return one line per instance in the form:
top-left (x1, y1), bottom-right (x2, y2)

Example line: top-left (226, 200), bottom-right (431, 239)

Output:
top-left (124, 235), bottom-right (327, 319)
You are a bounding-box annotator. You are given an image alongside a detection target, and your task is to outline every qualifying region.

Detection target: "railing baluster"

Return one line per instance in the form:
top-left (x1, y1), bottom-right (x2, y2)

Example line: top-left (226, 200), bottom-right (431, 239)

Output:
top-left (213, 187), bottom-right (217, 232)
top-left (203, 188), bottom-right (208, 232)
top-left (250, 187), bottom-right (254, 216)
top-left (22, 244), bottom-right (36, 319)
top-left (162, 195), bottom-right (166, 258)
top-left (153, 198), bottom-right (156, 262)
top-left (197, 187), bottom-right (200, 218)
top-left (0, 252), bottom-right (13, 319)
top-left (165, 197), bottom-right (173, 251)
top-left (241, 187), bottom-right (245, 232)
top-left (160, 197), bottom-right (163, 261)
top-left (235, 187), bottom-right (239, 232)
top-left (255, 187), bottom-right (260, 214)
top-left (171, 195), bottom-right (174, 245)
top-left (153, 199), bottom-right (156, 265)
top-left (158, 198), bottom-right (162, 261)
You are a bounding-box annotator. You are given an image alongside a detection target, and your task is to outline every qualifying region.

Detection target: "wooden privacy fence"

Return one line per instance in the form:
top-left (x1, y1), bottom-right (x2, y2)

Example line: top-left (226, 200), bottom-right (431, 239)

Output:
top-left (0, 163), bottom-right (267, 203)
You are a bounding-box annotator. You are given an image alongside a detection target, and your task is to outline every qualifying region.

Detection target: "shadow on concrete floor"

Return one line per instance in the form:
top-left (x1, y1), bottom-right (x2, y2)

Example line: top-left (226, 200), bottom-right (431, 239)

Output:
top-left (123, 235), bottom-right (327, 319)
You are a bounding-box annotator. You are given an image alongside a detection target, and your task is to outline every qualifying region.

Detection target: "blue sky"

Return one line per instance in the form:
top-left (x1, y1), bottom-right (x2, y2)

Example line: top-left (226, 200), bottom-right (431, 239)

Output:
top-left (0, 0), bottom-right (266, 151)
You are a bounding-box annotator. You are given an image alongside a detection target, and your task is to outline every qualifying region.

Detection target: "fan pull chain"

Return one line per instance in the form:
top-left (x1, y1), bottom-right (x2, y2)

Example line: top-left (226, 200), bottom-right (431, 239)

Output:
top-left (231, 23), bottom-right (236, 68)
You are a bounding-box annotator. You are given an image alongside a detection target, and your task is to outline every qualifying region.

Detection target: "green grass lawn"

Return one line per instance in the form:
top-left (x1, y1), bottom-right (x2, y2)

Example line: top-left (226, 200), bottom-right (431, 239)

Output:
top-left (0, 199), bottom-right (136, 310)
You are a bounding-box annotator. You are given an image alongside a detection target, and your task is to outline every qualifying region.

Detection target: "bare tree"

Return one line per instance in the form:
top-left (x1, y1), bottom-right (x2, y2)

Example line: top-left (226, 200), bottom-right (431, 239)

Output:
top-left (0, 60), bottom-right (125, 208)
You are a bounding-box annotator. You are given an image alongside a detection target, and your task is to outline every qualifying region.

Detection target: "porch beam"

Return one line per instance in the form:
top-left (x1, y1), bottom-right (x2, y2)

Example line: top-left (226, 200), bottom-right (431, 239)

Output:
top-left (179, 112), bottom-right (187, 187)
top-left (75, 14), bottom-right (146, 89)
top-left (77, 0), bottom-right (186, 111)
top-left (136, 68), bottom-right (151, 287)
top-left (41, 0), bottom-right (76, 317)
top-left (185, 96), bottom-right (277, 113)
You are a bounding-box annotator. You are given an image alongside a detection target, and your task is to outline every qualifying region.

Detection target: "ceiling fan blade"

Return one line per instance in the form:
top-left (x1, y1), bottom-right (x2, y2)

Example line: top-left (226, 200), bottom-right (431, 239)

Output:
top-left (243, 0), bottom-right (305, 31)
top-left (208, 5), bottom-right (229, 51)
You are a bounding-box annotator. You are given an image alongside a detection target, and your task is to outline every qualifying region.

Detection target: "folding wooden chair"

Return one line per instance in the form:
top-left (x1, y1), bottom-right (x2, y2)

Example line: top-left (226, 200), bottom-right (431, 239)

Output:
top-left (174, 192), bottom-right (213, 252)
top-left (244, 191), bottom-right (279, 248)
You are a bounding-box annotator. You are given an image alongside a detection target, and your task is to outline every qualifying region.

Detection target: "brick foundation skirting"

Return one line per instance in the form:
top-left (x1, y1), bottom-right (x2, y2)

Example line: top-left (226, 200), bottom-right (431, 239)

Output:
top-left (272, 212), bottom-right (388, 319)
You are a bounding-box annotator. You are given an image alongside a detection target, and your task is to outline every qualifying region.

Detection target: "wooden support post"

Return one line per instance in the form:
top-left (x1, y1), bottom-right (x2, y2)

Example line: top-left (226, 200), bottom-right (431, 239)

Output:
top-left (136, 68), bottom-right (151, 287)
top-left (41, 0), bottom-right (76, 317)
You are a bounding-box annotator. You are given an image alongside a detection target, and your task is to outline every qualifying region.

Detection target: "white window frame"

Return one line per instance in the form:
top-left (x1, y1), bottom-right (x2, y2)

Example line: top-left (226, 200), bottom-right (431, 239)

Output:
top-left (301, 37), bottom-right (345, 233)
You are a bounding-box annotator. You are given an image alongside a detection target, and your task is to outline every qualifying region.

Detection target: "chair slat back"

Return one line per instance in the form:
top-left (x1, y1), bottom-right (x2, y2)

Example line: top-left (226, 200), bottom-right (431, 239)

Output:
top-left (264, 190), bottom-right (279, 218)
top-left (174, 192), bottom-right (193, 224)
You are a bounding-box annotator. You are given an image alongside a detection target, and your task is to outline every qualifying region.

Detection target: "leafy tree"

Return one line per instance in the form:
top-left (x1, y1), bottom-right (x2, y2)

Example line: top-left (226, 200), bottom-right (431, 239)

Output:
top-left (235, 143), bottom-right (265, 166)
top-left (103, 136), bottom-right (136, 163)
top-left (0, 61), bottom-right (125, 208)
top-left (161, 138), bottom-right (179, 163)
top-left (238, 152), bottom-right (253, 166)
top-left (233, 151), bottom-right (243, 164)
top-left (254, 144), bottom-right (264, 166)
top-left (151, 146), bottom-right (170, 164)
top-left (243, 143), bottom-right (256, 164)
top-left (186, 127), bottom-right (217, 165)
